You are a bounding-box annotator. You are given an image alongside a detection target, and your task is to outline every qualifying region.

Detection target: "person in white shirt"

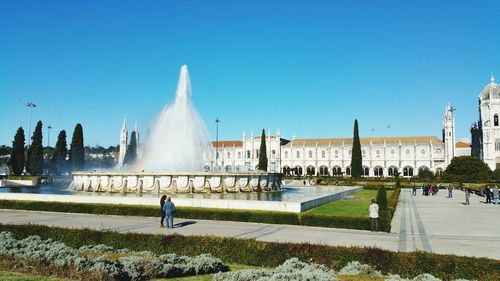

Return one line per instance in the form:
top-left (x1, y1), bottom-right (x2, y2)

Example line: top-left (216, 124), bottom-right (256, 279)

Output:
top-left (369, 199), bottom-right (379, 232)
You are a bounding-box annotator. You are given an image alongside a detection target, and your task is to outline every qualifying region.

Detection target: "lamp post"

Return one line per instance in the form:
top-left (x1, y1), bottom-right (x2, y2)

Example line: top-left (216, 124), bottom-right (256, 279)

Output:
top-left (26, 102), bottom-right (37, 145)
top-left (47, 125), bottom-right (53, 147)
top-left (215, 118), bottom-right (220, 170)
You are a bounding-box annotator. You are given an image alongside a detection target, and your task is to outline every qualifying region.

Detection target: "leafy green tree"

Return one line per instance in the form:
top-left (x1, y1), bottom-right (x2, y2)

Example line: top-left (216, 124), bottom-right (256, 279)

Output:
top-left (70, 123), bottom-right (84, 171)
top-left (350, 119), bottom-right (363, 178)
top-left (124, 131), bottom-right (137, 165)
top-left (10, 127), bottom-right (25, 176)
top-left (258, 129), bottom-right (268, 171)
top-left (0, 145), bottom-right (12, 156)
top-left (418, 167), bottom-right (434, 180)
top-left (493, 168), bottom-right (500, 182)
top-left (51, 130), bottom-right (68, 175)
top-left (444, 156), bottom-right (492, 181)
top-left (26, 121), bottom-right (44, 175)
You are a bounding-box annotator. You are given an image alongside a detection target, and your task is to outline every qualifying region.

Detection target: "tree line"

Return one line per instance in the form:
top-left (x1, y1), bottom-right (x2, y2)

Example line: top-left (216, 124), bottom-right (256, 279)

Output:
top-left (8, 122), bottom-right (85, 176)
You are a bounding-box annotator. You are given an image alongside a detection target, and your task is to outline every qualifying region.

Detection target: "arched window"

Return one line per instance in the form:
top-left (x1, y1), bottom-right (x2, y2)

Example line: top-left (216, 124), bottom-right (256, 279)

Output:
top-left (306, 166), bottom-right (316, 176)
top-left (319, 165), bottom-right (329, 176)
top-left (246, 150), bottom-right (251, 158)
top-left (321, 150), bottom-right (326, 158)
top-left (309, 151), bottom-right (313, 158)
top-left (284, 151), bottom-right (289, 159)
top-left (388, 166), bottom-right (398, 176)
top-left (363, 166), bottom-right (370, 177)
top-left (374, 166), bottom-right (383, 177)
top-left (346, 167), bottom-right (351, 176)
top-left (332, 166), bottom-right (342, 176)
top-left (403, 166), bottom-right (414, 177)
top-left (495, 115), bottom-right (499, 126)
top-left (271, 150), bottom-right (276, 158)
top-left (296, 151), bottom-right (300, 158)
top-left (255, 150), bottom-right (259, 158)
top-left (376, 150), bottom-right (380, 158)
top-left (237, 151), bottom-right (241, 159)
top-left (335, 150), bottom-right (339, 158)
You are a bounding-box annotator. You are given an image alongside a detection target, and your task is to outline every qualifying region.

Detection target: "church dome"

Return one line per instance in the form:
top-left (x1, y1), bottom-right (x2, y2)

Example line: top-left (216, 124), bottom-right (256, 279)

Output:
top-left (480, 74), bottom-right (499, 100)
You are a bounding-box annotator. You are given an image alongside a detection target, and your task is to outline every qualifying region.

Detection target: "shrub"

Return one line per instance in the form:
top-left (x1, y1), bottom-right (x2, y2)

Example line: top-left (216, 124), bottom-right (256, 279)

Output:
top-left (213, 258), bottom-right (337, 281)
top-left (0, 224), bottom-right (498, 280)
top-left (0, 231), bottom-right (227, 281)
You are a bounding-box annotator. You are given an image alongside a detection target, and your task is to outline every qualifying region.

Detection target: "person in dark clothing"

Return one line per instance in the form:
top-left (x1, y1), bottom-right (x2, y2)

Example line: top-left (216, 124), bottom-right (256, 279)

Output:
top-left (412, 184), bottom-right (417, 196)
top-left (484, 187), bottom-right (492, 204)
top-left (160, 195), bottom-right (167, 228)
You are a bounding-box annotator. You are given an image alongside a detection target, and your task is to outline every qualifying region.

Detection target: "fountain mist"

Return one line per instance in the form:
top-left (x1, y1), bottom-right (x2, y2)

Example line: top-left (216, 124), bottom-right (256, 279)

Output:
top-left (136, 65), bottom-right (213, 172)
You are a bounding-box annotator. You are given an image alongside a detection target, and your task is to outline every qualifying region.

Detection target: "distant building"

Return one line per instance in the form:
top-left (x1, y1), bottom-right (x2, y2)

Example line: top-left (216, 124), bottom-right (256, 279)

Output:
top-left (455, 139), bottom-right (471, 157)
top-left (471, 74), bottom-right (500, 170)
top-left (207, 105), bottom-right (456, 178)
top-left (118, 119), bottom-right (141, 166)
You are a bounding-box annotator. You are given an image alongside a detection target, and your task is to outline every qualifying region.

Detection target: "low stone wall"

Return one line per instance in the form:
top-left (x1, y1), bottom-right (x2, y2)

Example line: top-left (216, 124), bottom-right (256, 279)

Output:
top-left (0, 179), bottom-right (36, 187)
top-left (0, 186), bottom-right (361, 213)
top-left (72, 172), bottom-right (283, 194)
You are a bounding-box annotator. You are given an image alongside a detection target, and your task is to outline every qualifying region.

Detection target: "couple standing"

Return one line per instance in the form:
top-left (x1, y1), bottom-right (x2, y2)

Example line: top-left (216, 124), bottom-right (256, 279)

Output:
top-left (160, 195), bottom-right (176, 228)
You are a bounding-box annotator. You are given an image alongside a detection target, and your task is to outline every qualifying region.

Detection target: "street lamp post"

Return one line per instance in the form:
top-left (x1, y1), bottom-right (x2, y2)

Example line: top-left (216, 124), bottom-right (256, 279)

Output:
top-left (26, 102), bottom-right (37, 145)
top-left (47, 125), bottom-right (53, 147)
top-left (215, 118), bottom-right (220, 170)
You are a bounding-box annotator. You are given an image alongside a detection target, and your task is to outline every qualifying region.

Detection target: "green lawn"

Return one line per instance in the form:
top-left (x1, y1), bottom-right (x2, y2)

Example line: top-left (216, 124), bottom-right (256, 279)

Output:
top-left (304, 189), bottom-right (393, 217)
top-left (0, 271), bottom-right (70, 281)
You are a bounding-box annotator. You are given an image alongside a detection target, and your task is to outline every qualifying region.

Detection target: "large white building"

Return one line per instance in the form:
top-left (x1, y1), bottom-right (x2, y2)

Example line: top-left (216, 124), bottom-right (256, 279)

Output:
top-left (471, 75), bottom-right (500, 170)
top-left (207, 105), bottom-right (457, 177)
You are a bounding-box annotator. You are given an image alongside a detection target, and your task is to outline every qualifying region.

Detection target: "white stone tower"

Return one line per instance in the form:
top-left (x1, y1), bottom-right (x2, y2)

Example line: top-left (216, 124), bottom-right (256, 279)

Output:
top-left (442, 104), bottom-right (456, 166)
top-left (134, 121), bottom-right (141, 160)
top-left (478, 74), bottom-right (500, 170)
top-left (118, 119), bottom-right (128, 166)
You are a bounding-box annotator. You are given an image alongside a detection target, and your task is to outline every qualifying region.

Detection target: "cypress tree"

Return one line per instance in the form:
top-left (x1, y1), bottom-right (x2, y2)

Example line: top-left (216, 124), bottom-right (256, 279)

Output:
top-left (376, 186), bottom-right (388, 210)
top-left (70, 123), bottom-right (84, 171)
top-left (27, 121), bottom-right (44, 175)
top-left (124, 131), bottom-right (137, 165)
top-left (350, 119), bottom-right (363, 178)
top-left (10, 127), bottom-right (25, 176)
top-left (51, 130), bottom-right (68, 175)
top-left (258, 129), bottom-right (268, 171)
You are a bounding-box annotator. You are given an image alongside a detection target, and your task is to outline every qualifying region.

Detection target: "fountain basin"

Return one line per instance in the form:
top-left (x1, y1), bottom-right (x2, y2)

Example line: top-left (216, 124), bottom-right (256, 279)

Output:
top-left (72, 172), bottom-right (283, 194)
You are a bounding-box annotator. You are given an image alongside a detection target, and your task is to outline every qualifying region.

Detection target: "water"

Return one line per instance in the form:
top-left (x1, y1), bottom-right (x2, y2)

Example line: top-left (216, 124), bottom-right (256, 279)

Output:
top-left (0, 185), bottom-right (344, 202)
top-left (134, 65), bottom-right (213, 172)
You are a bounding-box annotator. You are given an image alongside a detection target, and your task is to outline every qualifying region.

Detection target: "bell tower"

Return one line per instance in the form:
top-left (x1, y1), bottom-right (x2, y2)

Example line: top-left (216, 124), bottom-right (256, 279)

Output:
top-left (118, 118), bottom-right (128, 166)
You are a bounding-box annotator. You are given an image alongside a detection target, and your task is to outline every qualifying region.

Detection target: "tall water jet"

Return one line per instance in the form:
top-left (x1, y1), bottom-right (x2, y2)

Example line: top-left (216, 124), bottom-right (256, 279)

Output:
top-left (136, 65), bottom-right (213, 172)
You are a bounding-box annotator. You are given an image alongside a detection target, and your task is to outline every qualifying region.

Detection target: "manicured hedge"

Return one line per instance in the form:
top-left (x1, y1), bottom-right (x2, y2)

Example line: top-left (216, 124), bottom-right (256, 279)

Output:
top-left (0, 199), bottom-right (391, 232)
top-left (0, 224), bottom-right (498, 280)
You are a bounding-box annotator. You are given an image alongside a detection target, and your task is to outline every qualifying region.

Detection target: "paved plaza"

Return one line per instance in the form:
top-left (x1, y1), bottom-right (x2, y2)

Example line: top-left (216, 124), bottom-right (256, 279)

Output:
top-left (0, 188), bottom-right (499, 259)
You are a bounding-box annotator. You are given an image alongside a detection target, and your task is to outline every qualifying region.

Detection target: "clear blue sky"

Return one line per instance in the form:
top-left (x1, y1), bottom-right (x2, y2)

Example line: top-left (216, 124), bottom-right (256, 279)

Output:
top-left (1, 0), bottom-right (499, 147)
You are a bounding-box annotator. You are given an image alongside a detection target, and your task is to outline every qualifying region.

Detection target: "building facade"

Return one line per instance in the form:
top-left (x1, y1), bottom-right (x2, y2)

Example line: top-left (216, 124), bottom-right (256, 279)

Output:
top-left (206, 105), bottom-right (456, 177)
top-left (471, 75), bottom-right (500, 170)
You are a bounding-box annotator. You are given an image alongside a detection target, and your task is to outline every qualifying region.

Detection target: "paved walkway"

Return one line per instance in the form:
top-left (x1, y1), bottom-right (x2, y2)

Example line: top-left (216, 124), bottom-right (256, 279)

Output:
top-left (0, 188), bottom-right (499, 259)
top-left (392, 188), bottom-right (500, 259)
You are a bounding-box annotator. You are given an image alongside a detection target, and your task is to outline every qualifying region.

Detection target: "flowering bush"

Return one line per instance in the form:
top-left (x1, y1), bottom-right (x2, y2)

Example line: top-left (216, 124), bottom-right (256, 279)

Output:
top-left (0, 231), bottom-right (227, 281)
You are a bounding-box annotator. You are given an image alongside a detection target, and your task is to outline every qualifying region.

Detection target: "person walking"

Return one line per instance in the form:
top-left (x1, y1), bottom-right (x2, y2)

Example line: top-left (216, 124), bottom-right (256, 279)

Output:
top-left (484, 186), bottom-right (492, 204)
top-left (493, 186), bottom-right (499, 205)
top-left (465, 189), bottom-right (470, 205)
top-left (369, 199), bottom-right (379, 232)
top-left (447, 184), bottom-right (453, 198)
top-left (163, 197), bottom-right (176, 228)
top-left (160, 195), bottom-right (167, 228)
top-left (412, 184), bottom-right (417, 196)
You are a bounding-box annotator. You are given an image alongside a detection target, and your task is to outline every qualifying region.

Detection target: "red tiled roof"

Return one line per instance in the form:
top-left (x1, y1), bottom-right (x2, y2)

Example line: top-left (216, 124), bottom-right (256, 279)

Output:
top-left (455, 141), bottom-right (471, 148)
top-left (212, 141), bottom-right (243, 147)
